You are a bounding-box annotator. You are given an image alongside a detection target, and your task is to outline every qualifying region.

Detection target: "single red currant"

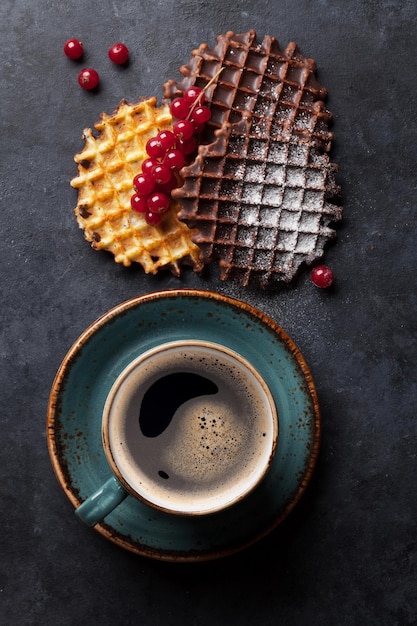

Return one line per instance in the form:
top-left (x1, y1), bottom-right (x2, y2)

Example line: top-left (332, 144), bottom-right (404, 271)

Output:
top-left (183, 86), bottom-right (205, 105)
top-left (157, 130), bottom-right (176, 151)
top-left (146, 137), bottom-right (165, 159)
top-left (159, 173), bottom-right (180, 194)
top-left (191, 105), bottom-right (211, 124)
top-left (77, 68), bottom-right (99, 90)
top-left (178, 136), bottom-right (198, 155)
top-left (151, 163), bottom-right (172, 185)
top-left (173, 119), bottom-right (195, 141)
top-left (145, 211), bottom-right (162, 225)
top-left (169, 97), bottom-right (190, 120)
top-left (163, 149), bottom-right (185, 170)
top-left (64, 38), bottom-right (84, 60)
top-left (191, 121), bottom-right (205, 135)
top-left (311, 265), bottom-right (334, 288)
top-left (130, 194), bottom-right (148, 213)
top-left (108, 43), bottom-right (129, 64)
top-left (147, 191), bottom-right (170, 214)
top-left (141, 158), bottom-right (158, 176)
top-left (133, 172), bottom-right (155, 195)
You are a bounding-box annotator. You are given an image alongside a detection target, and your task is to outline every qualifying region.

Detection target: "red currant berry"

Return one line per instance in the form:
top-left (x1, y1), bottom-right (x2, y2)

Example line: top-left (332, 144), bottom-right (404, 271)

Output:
top-left (191, 105), bottom-right (211, 124)
top-left (151, 163), bottom-right (172, 185)
top-left (169, 97), bottom-right (190, 120)
top-left (157, 130), bottom-right (176, 152)
top-left (147, 191), bottom-right (170, 214)
top-left (108, 43), bottom-right (129, 64)
top-left (141, 158), bottom-right (159, 176)
top-left (183, 86), bottom-right (205, 105)
top-left (192, 121), bottom-right (205, 135)
top-left (178, 136), bottom-right (198, 155)
top-left (77, 68), bottom-right (99, 90)
top-left (133, 173), bottom-right (155, 195)
top-left (311, 265), bottom-right (334, 288)
top-left (158, 172), bottom-right (180, 194)
top-left (146, 137), bottom-right (165, 159)
top-left (163, 149), bottom-right (185, 170)
top-left (145, 211), bottom-right (162, 225)
top-left (64, 38), bottom-right (84, 60)
top-left (173, 119), bottom-right (195, 141)
top-left (130, 194), bottom-right (148, 213)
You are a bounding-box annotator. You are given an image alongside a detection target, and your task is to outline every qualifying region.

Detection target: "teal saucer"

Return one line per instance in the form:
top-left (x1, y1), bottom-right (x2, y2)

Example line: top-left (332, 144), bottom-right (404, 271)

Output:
top-left (47, 290), bottom-right (320, 561)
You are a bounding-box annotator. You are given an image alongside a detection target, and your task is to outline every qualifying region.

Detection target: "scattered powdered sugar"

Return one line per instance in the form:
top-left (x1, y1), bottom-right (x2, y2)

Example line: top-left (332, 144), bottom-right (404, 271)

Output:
top-left (285, 166), bottom-right (306, 188)
top-left (279, 209), bottom-right (300, 231)
top-left (200, 134), bottom-right (337, 274)
top-left (262, 186), bottom-right (283, 206)
top-left (241, 183), bottom-right (263, 204)
top-left (267, 141), bottom-right (288, 164)
top-left (281, 188), bottom-right (303, 210)
top-left (224, 159), bottom-right (246, 178)
top-left (244, 162), bottom-right (265, 182)
top-left (265, 163), bottom-right (285, 185)
top-left (299, 211), bottom-right (320, 232)
top-left (295, 233), bottom-right (318, 254)
top-left (294, 110), bottom-right (314, 131)
top-left (247, 139), bottom-right (269, 160)
top-left (305, 168), bottom-right (325, 189)
top-left (277, 229), bottom-right (298, 251)
top-left (240, 205), bottom-right (259, 226)
top-left (259, 207), bottom-right (280, 227)
top-left (236, 225), bottom-right (257, 246)
top-left (287, 143), bottom-right (309, 166)
top-left (253, 96), bottom-right (276, 118)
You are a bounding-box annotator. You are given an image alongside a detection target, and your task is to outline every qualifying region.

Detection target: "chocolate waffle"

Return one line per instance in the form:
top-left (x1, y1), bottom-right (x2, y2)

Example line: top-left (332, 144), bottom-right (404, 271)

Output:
top-left (71, 98), bottom-right (203, 275)
top-left (164, 30), bottom-right (342, 287)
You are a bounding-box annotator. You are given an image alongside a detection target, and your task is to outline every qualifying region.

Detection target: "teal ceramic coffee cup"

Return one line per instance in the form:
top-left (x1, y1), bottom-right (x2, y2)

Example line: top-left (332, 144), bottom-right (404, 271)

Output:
top-left (75, 340), bottom-right (278, 526)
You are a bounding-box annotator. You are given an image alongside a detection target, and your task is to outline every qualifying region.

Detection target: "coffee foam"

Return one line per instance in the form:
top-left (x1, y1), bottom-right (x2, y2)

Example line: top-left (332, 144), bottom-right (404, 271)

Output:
top-left (104, 341), bottom-right (277, 514)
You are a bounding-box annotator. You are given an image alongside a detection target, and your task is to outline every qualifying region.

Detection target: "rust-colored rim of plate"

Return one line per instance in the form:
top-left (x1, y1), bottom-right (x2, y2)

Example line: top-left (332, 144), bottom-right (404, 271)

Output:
top-left (47, 288), bottom-right (321, 561)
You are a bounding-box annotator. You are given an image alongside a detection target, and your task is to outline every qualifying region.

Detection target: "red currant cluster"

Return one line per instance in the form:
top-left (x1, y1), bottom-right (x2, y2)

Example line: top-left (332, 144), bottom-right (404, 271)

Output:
top-left (130, 87), bottom-right (211, 225)
top-left (64, 39), bottom-right (129, 90)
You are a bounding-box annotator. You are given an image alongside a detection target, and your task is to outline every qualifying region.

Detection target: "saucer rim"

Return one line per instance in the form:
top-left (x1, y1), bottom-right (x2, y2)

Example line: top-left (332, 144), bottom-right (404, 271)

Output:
top-left (47, 289), bottom-right (320, 561)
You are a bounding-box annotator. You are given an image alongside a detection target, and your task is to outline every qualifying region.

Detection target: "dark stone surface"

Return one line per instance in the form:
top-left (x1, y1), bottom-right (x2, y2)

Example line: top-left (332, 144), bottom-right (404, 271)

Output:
top-left (1, 1), bottom-right (416, 624)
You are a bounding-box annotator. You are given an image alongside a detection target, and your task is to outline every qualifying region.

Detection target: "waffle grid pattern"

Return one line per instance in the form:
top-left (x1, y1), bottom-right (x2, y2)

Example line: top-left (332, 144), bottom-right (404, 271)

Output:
top-left (178, 135), bottom-right (341, 286)
top-left (71, 98), bottom-right (202, 275)
top-left (165, 30), bottom-right (333, 153)
top-left (165, 31), bottom-right (342, 287)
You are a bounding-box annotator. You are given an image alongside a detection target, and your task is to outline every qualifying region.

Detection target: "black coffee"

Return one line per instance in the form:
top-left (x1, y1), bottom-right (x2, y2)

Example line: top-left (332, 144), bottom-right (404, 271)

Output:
top-left (139, 373), bottom-right (218, 438)
top-left (105, 342), bottom-right (276, 514)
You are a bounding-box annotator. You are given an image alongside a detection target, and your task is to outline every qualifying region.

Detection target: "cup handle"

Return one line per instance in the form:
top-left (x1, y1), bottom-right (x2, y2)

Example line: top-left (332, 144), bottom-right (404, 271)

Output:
top-left (74, 476), bottom-right (129, 526)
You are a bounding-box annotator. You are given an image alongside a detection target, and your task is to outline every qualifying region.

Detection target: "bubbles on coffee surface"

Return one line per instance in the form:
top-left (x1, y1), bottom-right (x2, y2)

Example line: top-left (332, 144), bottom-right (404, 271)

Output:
top-left (198, 414), bottom-right (240, 459)
top-left (159, 399), bottom-right (251, 486)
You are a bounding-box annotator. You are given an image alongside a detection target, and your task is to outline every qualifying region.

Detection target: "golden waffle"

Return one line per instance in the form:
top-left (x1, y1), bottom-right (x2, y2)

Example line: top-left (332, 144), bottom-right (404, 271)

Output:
top-left (71, 97), bottom-right (203, 275)
top-left (164, 31), bottom-right (342, 287)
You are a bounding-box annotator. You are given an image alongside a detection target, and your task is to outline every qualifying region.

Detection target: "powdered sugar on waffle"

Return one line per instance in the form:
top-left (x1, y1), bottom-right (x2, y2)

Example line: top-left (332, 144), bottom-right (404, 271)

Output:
top-left (164, 30), bottom-right (342, 287)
